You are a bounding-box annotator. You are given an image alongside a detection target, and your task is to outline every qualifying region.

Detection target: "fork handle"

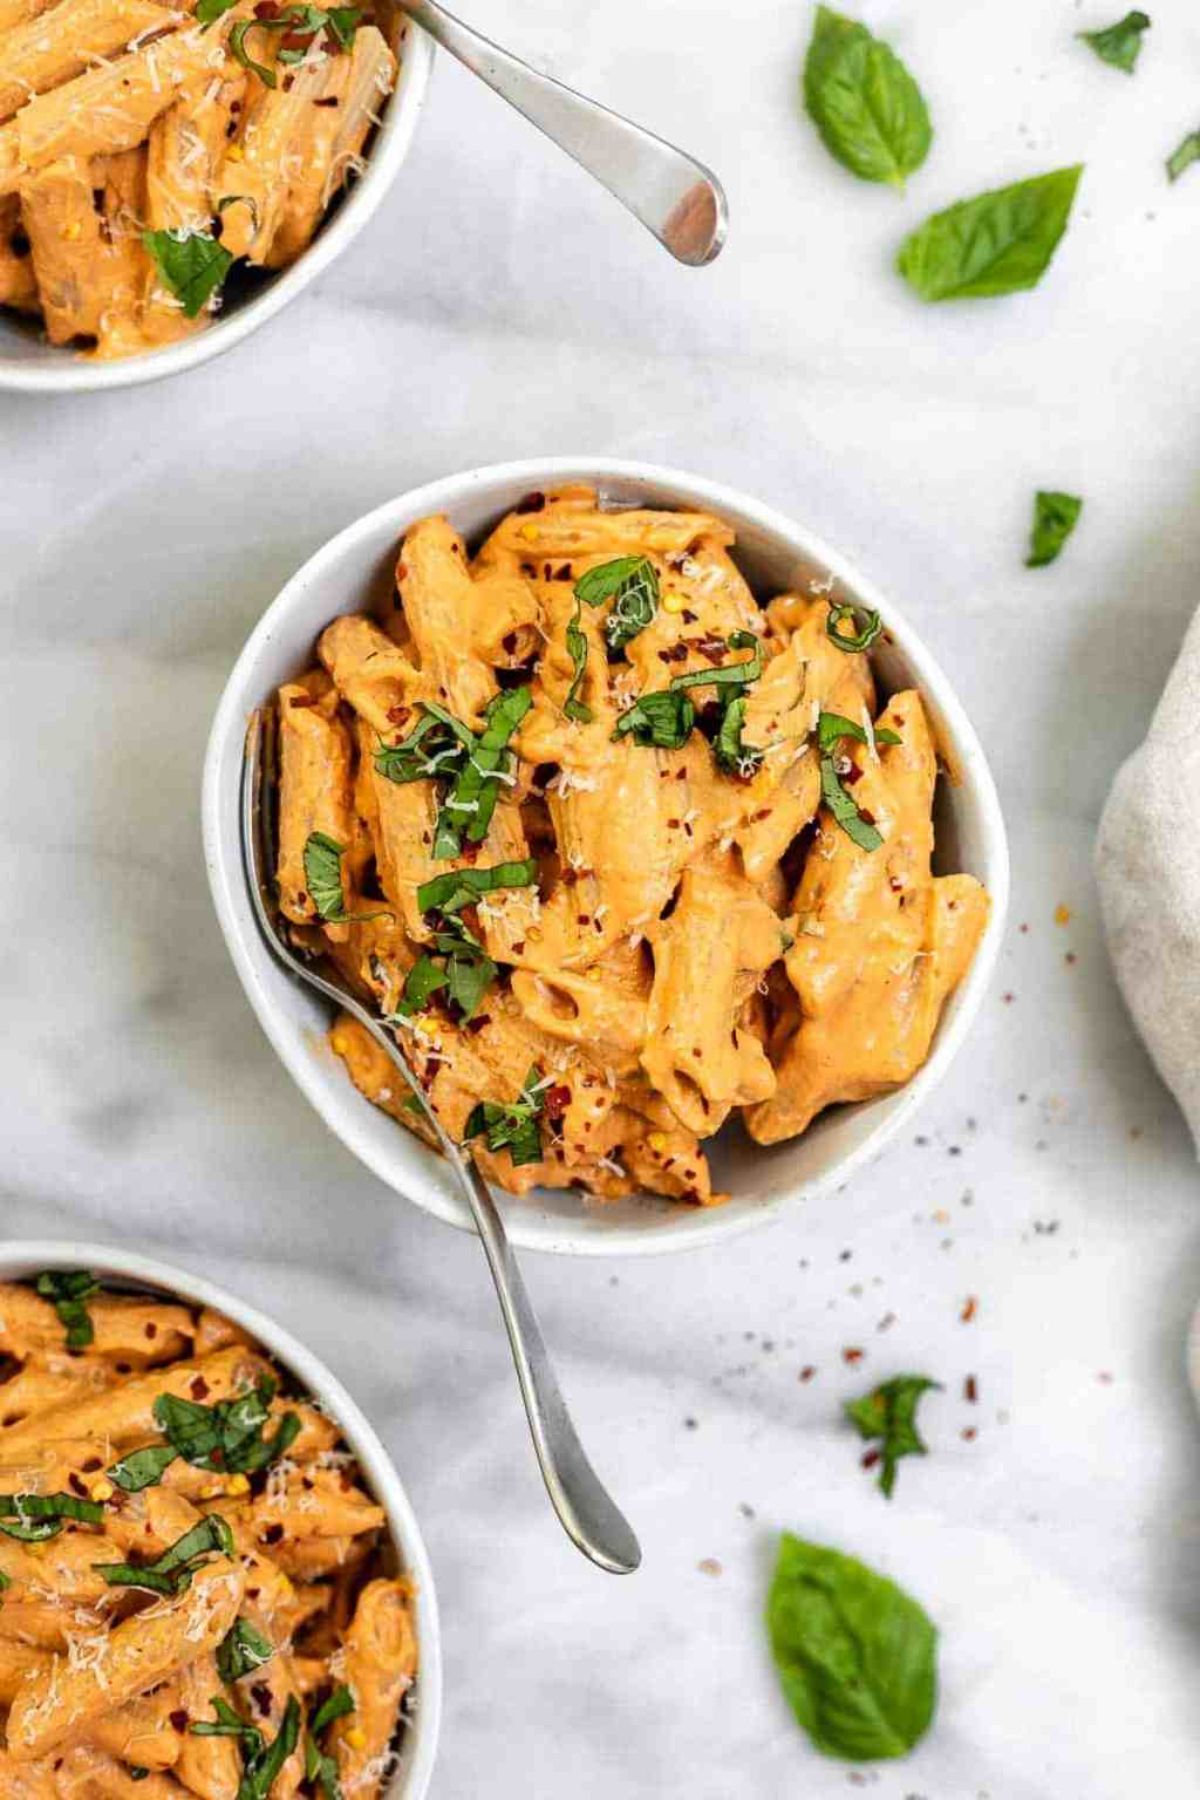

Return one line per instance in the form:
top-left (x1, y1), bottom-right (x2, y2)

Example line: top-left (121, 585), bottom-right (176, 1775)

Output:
top-left (453, 1148), bottom-right (641, 1573)
top-left (398, 0), bottom-right (727, 265)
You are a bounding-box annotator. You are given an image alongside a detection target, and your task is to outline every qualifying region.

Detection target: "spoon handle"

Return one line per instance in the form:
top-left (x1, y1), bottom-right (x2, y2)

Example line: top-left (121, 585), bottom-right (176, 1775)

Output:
top-left (457, 1153), bottom-right (642, 1574)
top-left (399, 0), bottom-right (727, 265)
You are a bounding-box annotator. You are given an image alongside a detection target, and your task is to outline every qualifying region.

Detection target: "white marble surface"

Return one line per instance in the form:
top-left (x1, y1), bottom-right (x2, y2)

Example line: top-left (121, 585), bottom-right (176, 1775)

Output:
top-left (3, 0), bottom-right (1200, 1793)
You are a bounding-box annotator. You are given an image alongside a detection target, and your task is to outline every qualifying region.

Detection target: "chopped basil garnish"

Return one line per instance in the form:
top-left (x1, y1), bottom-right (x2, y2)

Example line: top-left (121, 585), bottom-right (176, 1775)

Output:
top-left (896, 166), bottom-right (1084, 301)
top-left (107, 1443), bottom-right (179, 1493)
top-left (35, 1269), bottom-right (99, 1351)
top-left (712, 693), bottom-right (761, 777)
top-left (668, 629), bottom-right (762, 692)
top-left (846, 1374), bottom-right (941, 1499)
top-left (1167, 128), bottom-right (1200, 183)
top-left (825, 604), bottom-right (882, 653)
top-left (195, 0), bottom-right (238, 22)
top-left (305, 1685), bottom-right (354, 1798)
top-left (0, 1570), bottom-right (10, 1594)
top-left (395, 920), bottom-right (497, 1025)
top-left (195, 1693), bottom-right (301, 1799)
top-left (0, 1492), bottom-right (104, 1542)
top-left (575, 555), bottom-right (660, 652)
top-left (816, 712), bottom-right (901, 755)
top-left (563, 595), bottom-right (592, 724)
top-left (1026, 489), bottom-right (1082, 568)
top-left (377, 691), bottom-right (529, 861)
top-left (193, 1695), bottom-right (256, 1741)
top-left (417, 859), bottom-right (538, 919)
top-left (767, 1533), bottom-right (937, 1759)
top-left (96, 1514), bottom-right (235, 1597)
top-left (820, 759), bottom-right (880, 851)
top-left (217, 1618), bottom-right (276, 1684)
top-left (142, 230), bottom-right (233, 319)
top-left (1077, 9), bottom-right (1150, 73)
top-left (612, 688), bottom-right (696, 749)
top-left (311, 1685), bottom-right (355, 1736)
top-left (302, 832), bottom-right (386, 924)
top-left (153, 1380), bottom-right (301, 1476)
top-left (803, 5), bottom-right (931, 191)
top-left (230, 3), bottom-right (360, 85)
top-left (464, 1066), bottom-right (545, 1168)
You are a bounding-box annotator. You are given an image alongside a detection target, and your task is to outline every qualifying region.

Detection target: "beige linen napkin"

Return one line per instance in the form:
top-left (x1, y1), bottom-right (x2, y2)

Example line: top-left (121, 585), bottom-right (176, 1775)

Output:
top-left (1096, 606), bottom-right (1200, 1149)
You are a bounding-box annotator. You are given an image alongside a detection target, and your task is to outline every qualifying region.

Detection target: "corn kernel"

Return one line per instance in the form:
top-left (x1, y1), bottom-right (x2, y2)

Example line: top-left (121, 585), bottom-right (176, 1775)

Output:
top-left (63, 222), bottom-right (82, 242)
top-left (519, 522), bottom-right (539, 541)
top-left (87, 1477), bottom-right (114, 1503)
top-left (346, 1728), bottom-right (367, 1751)
top-left (226, 1473), bottom-right (251, 1496)
top-left (662, 591), bottom-right (685, 615)
top-left (200, 1481), bottom-right (224, 1501)
top-left (647, 1131), bottom-right (668, 1152)
top-left (1053, 903), bottom-right (1071, 926)
top-left (225, 145), bottom-right (244, 162)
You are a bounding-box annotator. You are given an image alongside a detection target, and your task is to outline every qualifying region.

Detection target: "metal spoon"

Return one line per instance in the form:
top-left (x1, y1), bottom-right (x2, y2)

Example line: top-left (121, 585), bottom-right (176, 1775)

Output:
top-left (241, 709), bottom-right (641, 1575)
top-left (397, 0), bottom-right (727, 266)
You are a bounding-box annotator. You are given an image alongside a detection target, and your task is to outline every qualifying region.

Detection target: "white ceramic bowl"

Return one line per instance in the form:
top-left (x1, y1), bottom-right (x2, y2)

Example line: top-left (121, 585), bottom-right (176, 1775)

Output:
top-left (203, 457), bottom-right (1010, 1256)
top-left (0, 1239), bottom-right (442, 1798)
top-left (0, 22), bottom-right (432, 394)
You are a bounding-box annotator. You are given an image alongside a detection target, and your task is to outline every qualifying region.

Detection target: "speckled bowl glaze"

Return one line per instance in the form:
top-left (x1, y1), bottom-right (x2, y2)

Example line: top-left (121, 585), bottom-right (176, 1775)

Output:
top-left (203, 457), bottom-right (1010, 1256)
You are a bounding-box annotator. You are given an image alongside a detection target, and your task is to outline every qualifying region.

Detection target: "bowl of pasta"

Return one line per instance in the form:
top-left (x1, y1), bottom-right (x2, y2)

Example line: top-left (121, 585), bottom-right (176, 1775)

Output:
top-left (204, 458), bottom-right (1009, 1255)
top-left (0, 0), bottom-right (432, 391)
top-left (0, 1240), bottom-right (442, 1797)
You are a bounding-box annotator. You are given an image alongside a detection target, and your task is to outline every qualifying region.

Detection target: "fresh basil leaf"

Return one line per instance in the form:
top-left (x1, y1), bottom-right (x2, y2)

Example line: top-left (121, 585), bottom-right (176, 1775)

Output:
top-left (444, 946), bottom-right (497, 1022)
top-left (142, 230), bottom-right (233, 319)
top-left (301, 832), bottom-right (385, 924)
top-left (417, 860), bottom-right (538, 918)
top-left (575, 556), bottom-right (660, 653)
top-left (897, 165), bottom-right (1083, 301)
top-left (229, 18), bottom-right (277, 84)
top-left (611, 688), bottom-right (696, 749)
top-left (323, 3), bottom-right (361, 48)
top-left (96, 1515), bottom-right (234, 1597)
top-left (1167, 128), bottom-right (1200, 183)
top-left (712, 693), bottom-right (762, 777)
top-left (154, 1382), bottom-right (298, 1476)
top-left (107, 1443), bottom-right (179, 1493)
top-left (767, 1533), bottom-right (937, 1760)
top-left (305, 1739), bottom-right (342, 1800)
top-left (195, 0), bottom-right (238, 22)
top-left (397, 955), bottom-right (448, 1016)
top-left (803, 5), bottom-right (931, 190)
top-left (816, 712), bottom-right (901, 754)
top-left (193, 1696), bottom-right (262, 1748)
top-left (311, 1684), bottom-right (355, 1737)
top-left (0, 1570), bottom-right (11, 1594)
top-left (35, 1269), bottom-right (99, 1351)
top-left (464, 1066), bottom-right (544, 1167)
top-left (846, 1375), bottom-right (941, 1498)
top-left (1078, 9), bottom-right (1150, 72)
top-left (825, 602), bottom-right (882, 652)
top-left (820, 753), bottom-right (882, 852)
top-left (374, 712), bottom-right (463, 786)
top-left (563, 596), bottom-right (593, 724)
top-left (439, 687), bottom-right (531, 849)
top-left (669, 631), bottom-right (762, 692)
top-left (1026, 490), bottom-right (1082, 568)
top-left (239, 1694), bottom-right (301, 1800)
top-left (0, 1492), bottom-right (104, 1542)
top-left (217, 1618), bottom-right (275, 1684)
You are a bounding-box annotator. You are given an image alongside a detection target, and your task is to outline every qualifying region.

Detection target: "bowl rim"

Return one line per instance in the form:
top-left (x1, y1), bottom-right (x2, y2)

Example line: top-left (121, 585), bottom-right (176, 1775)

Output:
top-left (0, 22), bottom-right (433, 395)
top-left (0, 1238), bottom-right (442, 1799)
top-left (203, 455), bottom-right (1011, 1257)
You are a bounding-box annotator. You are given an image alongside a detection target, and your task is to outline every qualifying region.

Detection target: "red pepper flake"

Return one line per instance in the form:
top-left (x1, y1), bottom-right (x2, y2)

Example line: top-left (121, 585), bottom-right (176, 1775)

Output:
top-left (1002, 991), bottom-right (1015, 1004)
top-left (314, 94), bottom-right (339, 106)
top-left (960, 1295), bottom-right (978, 1323)
top-left (516, 491), bottom-right (546, 514)
top-left (799, 1365), bottom-right (817, 1383)
top-left (252, 1), bottom-right (278, 16)
top-left (842, 1346), bottom-right (864, 1365)
top-left (1065, 951), bottom-right (1077, 966)
top-left (262, 1522), bottom-right (284, 1546)
top-left (961, 1426), bottom-right (978, 1442)
top-left (555, 563), bottom-right (573, 580)
top-left (144, 1321), bottom-right (157, 1338)
top-left (842, 762), bottom-right (863, 786)
top-left (68, 1472), bottom-right (88, 1497)
top-left (694, 635), bottom-right (727, 665)
top-left (858, 808), bottom-right (876, 827)
top-left (860, 1448), bottom-right (881, 1470)
top-left (543, 1084), bottom-right (571, 1119)
top-left (170, 1711), bottom-right (189, 1734)
top-left (1097, 1371), bottom-right (1114, 1385)
top-left (458, 841), bottom-right (480, 865)
top-left (657, 644), bottom-right (689, 664)
top-left (396, 562), bottom-right (409, 581)
top-left (386, 704), bottom-right (411, 725)
top-left (681, 608), bottom-right (698, 624)
top-left (889, 875), bottom-right (903, 892)
top-left (964, 1374), bottom-right (978, 1404)
top-left (250, 1682), bottom-right (273, 1717)
top-left (189, 1377), bottom-right (209, 1400)
top-left (288, 693), bottom-right (317, 709)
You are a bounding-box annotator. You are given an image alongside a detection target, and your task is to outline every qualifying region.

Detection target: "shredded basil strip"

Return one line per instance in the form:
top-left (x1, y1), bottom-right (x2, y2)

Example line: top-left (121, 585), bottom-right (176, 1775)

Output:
top-left (417, 859), bottom-right (538, 918)
top-left (816, 712), bottom-right (901, 755)
top-left (825, 603), bottom-right (882, 652)
top-left (195, 0), bottom-right (238, 22)
top-left (108, 1443), bottom-right (179, 1493)
top-left (217, 1618), bottom-right (276, 1684)
top-left (239, 1694), bottom-right (301, 1800)
top-left (311, 1684), bottom-right (355, 1737)
top-left (230, 6), bottom-right (360, 86)
top-left (142, 230), bottom-right (233, 319)
top-left (96, 1515), bottom-right (235, 1597)
top-left (668, 629), bottom-right (762, 692)
top-left (436, 687), bottom-right (531, 853)
top-left (396, 924), bottom-right (497, 1025)
top-left (153, 1380), bottom-right (301, 1476)
top-left (464, 1066), bottom-right (545, 1167)
top-left (575, 556), bottom-right (660, 653)
top-left (846, 1374), bottom-right (941, 1498)
top-left (611, 688), bottom-right (696, 749)
top-left (301, 832), bottom-right (386, 924)
top-left (193, 1696), bottom-right (259, 1744)
top-left (819, 753), bottom-right (882, 853)
top-left (563, 595), bottom-right (593, 724)
top-left (0, 1492), bottom-right (104, 1542)
top-left (35, 1269), bottom-right (99, 1351)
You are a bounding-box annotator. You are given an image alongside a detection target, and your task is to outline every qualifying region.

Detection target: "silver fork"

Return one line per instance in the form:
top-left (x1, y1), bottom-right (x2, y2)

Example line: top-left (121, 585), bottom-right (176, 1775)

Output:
top-left (241, 709), bottom-right (641, 1575)
top-left (397, 0), bottom-right (727, 267)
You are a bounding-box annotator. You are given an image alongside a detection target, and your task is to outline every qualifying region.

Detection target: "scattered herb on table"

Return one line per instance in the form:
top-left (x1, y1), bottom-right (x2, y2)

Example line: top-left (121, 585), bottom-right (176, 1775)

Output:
top-left (1077, 10), bottom-right (1150, 73)
top-left (803, 5), bottom-right (931, 191)
top-left (766, 1532), bottom-right (938, 1760)
top-left (463, 1066), bottom-right (545, 1167)
top-left (896, 166), bottom-right (1084, 301)
top-left (845, 1374), bottom-right (940, 1497)
top-left (1026, 490), bottom-right (1083, 567)
top-left (35, 1269), bottom-right (99, 1350)
top-left (142, 230), bottom-right (233, 319)
top-left (1166, 128), bottom-right (1200, 183)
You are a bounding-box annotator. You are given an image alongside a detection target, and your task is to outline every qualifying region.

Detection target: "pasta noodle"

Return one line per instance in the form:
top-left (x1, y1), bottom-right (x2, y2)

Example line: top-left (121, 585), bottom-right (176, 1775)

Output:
top-left (0, 0), bottom-right (398, 357)
top-left (0, 1271), bottom-right (418, 1798)
top-left (272, 485), bottom-right (990, 1206)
